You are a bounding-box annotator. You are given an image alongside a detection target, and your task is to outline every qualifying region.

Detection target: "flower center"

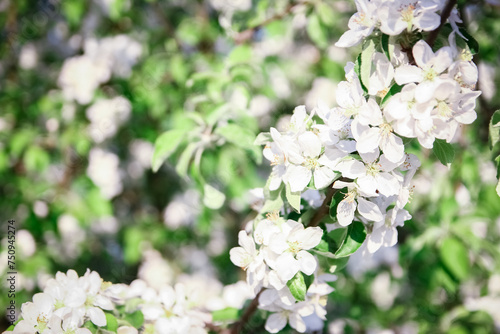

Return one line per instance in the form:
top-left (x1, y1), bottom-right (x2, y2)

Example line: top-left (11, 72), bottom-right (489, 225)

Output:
top-left (303, 157), bottom-right (319, 170)
top-left (379, 123), bottom-right (393, 138)
top-left (36, 315), bottom-right (49, 332)
top-left (266, 211), bottom-right (280, 222)
top-left (344, 189), bottom-right (357, 203)
top-left (423, 67), bottom-right (438, 81)
top-left (366, 162), bottom-right (381, 176)
top-left (459, 49), bottom-right (473, 62)
top-left (437, 101), bottom-right (453, 119)
top-left (400, 4), bottom-right (415, 23)
top-left (287, 241), bottom-right (301, 255)
top-left (271, 154), bottom-right (285, 166)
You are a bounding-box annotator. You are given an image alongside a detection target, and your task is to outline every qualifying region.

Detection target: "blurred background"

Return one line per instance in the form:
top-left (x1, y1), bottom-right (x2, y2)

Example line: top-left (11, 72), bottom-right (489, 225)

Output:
top-left (1, 0), bottom-right (500, 332)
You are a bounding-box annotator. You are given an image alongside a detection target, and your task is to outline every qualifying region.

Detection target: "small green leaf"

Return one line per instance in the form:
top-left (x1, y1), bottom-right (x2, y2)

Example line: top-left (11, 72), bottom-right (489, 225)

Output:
top-left (287, 271), bottom-right (308, 302)
top-left (334, 221), bottom-right (366, 258)
top-left (327, 257), bottom-right (349, 273)
top-left (123, 310), bottom-right (144, 328)
top-left (489, 110), bottom-right (500, 150)
top-left (203, 184), bottom-right (226, 210)
top-left (212, 307), bottom-right (240, 322)
top-left (380, 84), bottom-right (403, 108)
top-left (228, 45), bottom-right (252, 65)
top-left (433, 139), bottom-right (455, 165)
top-left (440, 237), bottom-right (470, 281)
top-left (215, 123), bottom-right (261, 163)
top-left (381, 34), bottom-right (390, 60)
top-left (175, 142), bottom-right (198, 178)
top-left (307, 14), bottom-right (328, 48)
top-left (459, 28), bottom-right (479, 54)
top-left (152, 130), bottom-right (186, 172)
top-left (496, 179), bottom-right (500, 197)
top-left (285, 183), bottom-right (301, 213)
top-left (327, 228), bottom-right (348, 253)
top-left (104, 313), bottom-right (118, 331)
top-left (254, 132), bottom-right (272, 145)
top-left (360, 38), bottom-right (376, 90)
top-left (316, 3), bottom-right (336, 26)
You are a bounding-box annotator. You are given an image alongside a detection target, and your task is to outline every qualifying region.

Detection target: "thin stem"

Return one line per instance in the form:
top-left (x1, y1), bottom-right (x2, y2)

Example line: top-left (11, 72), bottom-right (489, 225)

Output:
top-left (228, 288), bottom-right (264, 334)
top-left (425, 0), bottom-right (458, 47)
top-left (308, 183), bottom-right (337, 227)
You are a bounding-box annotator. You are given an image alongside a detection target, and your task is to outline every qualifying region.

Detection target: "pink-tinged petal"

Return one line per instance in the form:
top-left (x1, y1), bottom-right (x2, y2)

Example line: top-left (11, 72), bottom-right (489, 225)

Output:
top-left (297, 251), bottom-right (318, 275)
top-left (367, 229), bottom-right (384, 253)
top-left (357, 127), bottom-right (381, 153)
top-left (289, 311), bottom-right (307, 333)
top-left (88, 306), bottom-right (107, 327)
top-left (380, 133), bottom-right (405, 163)
top-left (357, 197), bottom-right (384, 222)
top-left (313, 166), bottom-right (336, 189)
top-left (265, 312), bottom-right (288, 333)
top-left (337, 199), bottom-right (356, 226)
top-left (276, 253), bottom-right (301, 282)
top-left (394, 65), bottom-right (423, 85)
top-left (298, 132), bottom-right (322, 158)
top-left (286, 165), bottom-right (312, 192)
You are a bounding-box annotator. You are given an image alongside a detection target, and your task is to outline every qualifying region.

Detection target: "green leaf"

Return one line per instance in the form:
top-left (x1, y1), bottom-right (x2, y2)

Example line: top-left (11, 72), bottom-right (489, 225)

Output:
top-left (329, 189), bottom-right (346, 219)
top-left (307, 14), bottom-right (328, 48)
top-left (433, 139), bottom-right (455, 165)
top-left (327, 257), bottom-right (349, 273)
top-left (285, 183), bottom-right (301, 213)
top-left (152, 130), bottom-right (186, 172)
top-left (327, 228), bottom-right (348, 253)
top-left (334, 221), bottom-right (367, 258)
top-left (175, 142), bottom-right (198, 178)
top-left (488, 110), bottom-right (500, 150)
top-left (104, 313), bottom-right (118, 331)
top-left (360, 38), bottom-right (376, 90)
top-left (440, 237), bottom-right (470, 281)
top-left (212, 307), bottom-right (240, 322)
top-left (215, 123), bottom-right (261, 163)
top-left (381, 34), bottom-right (391, 60)
top-left (123, 310), bottom-right (144, 328)
top-left (287, 271), bottom-right (308, 302)
top-left (316, 3), bottom-right (336, 26)
top-left (83, 321), bottom-right (98, 333)
top-left (380, 83), bottom-right (403, 108)
top-left (459, 28), bottom-right (479, 55)
top-left (496, 179), bottom-right (500, 197)
top-left (228, 45), bottom-right (252, 65)
top-left (254, 132), bottom-right (272, 145)
top-left (203, 184), bottom-right (226, 210)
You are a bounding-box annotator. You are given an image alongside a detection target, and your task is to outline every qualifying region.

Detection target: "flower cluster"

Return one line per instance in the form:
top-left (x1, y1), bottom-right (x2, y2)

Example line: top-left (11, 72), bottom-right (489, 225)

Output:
top-left (8, 269), bottom-right (219, 334)
top-left (229, 1), bottom-right (481, 332)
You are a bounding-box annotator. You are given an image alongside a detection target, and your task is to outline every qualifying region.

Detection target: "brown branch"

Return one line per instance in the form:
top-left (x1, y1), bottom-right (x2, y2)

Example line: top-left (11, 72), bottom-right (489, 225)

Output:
top-left (425, 0), bottom-right (458, 47)
top-left (226, 288), bottom-right (264, 334)
top-left (307, 182), bottom-right (337, 227)
top-left (234, 2), bottom-right (308, 44)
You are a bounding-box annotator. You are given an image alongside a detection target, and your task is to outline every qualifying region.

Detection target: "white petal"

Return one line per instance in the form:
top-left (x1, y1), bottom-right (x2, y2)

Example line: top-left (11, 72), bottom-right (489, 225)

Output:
top-left (286, 165), bottom-right (312, 192)
top-left (337, 199), bottom-right (356, 226)
top-left (298, 132), bottom-right (322, 158)
top-left (289, 312), bottom-right (307, 333)
top-left (357, 197), bottom-right (384, 222)
top-left (313, 166), bottom-right (336, 189)
top-left (336, 159), bottom-right (365, 179)
top-left (88, 307), bottom-right (107, 327)
top-left (394, 65), bottom-right (423, 85)
top-left (412, 40), bottom-right (434, 68)
top-left (415, 80), bottom-right (438, 103)
top-left (238, 230), bottom-right (256, 254)
top-left (380, 133), bottom-right (404, 163)
top-left (292, 226), bottom-right (323, 250)
top-left (276, 253), bottom-right (301, 282)
top-left (357, 128), bottom-right (381, 153)
top-left (367, 229), bottom-right (384, 253)
top-left (265, 313), bottom-right (288, 333)
top-left (229, 247), bottom-right (251, 268)
top-left (297, 251), bottom-right (318, 276)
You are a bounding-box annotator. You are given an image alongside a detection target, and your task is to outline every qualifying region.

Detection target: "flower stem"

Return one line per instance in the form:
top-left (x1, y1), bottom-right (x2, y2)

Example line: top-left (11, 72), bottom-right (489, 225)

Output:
top-left (425, 0), bottom-right (458, 47)
top-left (308, 183), bottom-right (337, 227)
top-left (228, 288), bottom-right (264, 334)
